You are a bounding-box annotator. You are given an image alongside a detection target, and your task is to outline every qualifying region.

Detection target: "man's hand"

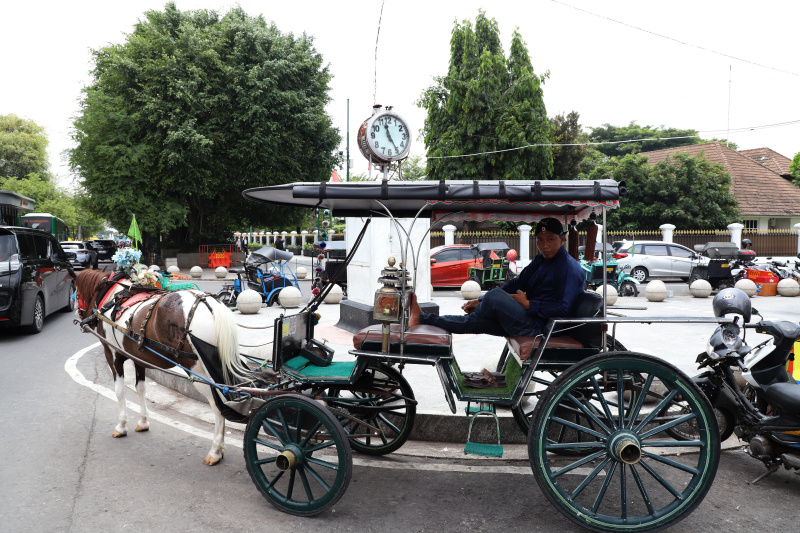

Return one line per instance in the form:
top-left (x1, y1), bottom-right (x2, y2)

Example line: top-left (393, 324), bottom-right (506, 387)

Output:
top-left (511, 290), bottom-right (530, 310)
top-left (461, 299), bottom-right (479, 314)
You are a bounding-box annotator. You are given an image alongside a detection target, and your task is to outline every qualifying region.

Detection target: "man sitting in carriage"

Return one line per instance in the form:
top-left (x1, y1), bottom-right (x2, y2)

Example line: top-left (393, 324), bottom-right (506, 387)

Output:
top-left (409, 217), bottom-right (585, 338)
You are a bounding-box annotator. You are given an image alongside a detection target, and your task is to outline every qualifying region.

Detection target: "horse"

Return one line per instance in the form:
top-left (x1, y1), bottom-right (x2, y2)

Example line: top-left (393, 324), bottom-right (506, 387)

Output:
top-left (74, 268), bottom-right (250, 465)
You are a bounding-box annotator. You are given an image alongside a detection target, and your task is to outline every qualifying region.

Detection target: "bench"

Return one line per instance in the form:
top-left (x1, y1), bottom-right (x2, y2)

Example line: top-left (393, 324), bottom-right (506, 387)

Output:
top-left (353, 323), bottom-right (452, 356)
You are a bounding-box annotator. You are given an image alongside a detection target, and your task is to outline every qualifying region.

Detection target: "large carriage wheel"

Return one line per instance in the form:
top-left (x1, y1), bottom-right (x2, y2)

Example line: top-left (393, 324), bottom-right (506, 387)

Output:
top-left (243, 394), bottom-right (352, 516)
top-left (529, 352), bottom-right (720, 532)
top-left (512, 340), bottom-right (627, 454)
top-left (328, 363), bottom-right (416, 455)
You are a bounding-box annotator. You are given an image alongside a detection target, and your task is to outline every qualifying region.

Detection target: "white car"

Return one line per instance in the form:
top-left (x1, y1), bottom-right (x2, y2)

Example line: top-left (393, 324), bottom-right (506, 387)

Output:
top-left (614, 240), bottom-right (702, 282)
top-left (60, 241), bottom-right (99, 269)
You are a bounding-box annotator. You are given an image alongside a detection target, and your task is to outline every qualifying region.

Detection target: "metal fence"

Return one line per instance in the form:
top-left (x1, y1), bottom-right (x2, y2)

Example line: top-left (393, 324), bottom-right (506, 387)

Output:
top-left (431, 229), bottom-right (799, 257)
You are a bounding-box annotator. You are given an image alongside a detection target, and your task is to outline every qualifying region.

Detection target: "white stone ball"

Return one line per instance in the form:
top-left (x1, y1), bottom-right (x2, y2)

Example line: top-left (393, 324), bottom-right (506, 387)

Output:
top-left (777, 278), bottom-right (799, 297)
top-left (323, 284), bottom-right (343, 304)
top-left (460, 280), bottom-right (482, 300)
top-left (149, 264), bottom-right (160, 271)
top-left (734, 278), bottom-right (757, 297)
top-left (190, 266), bottom-right (203, 279)
top-left (167, 265), bottom-right (180, 274)
top-left (296, 266), bottom-right (308, 280)
top-left (689, 279), bottom-right (713, 298)
top-left (278, 286), bottom-right (302, 308)
top-left (594, 284), bottom-right (618, 305)
top-left (236, 289), bottom-right (262, 314)
top-left (214, 266), bottom-right (228, 279)
top-left (644, 280), bottom-right (668, 302)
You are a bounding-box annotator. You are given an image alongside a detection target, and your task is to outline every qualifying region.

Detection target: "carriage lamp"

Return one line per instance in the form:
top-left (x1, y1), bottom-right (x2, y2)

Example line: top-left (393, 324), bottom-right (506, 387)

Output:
top-left (373, 257), bottom-right (407, 352)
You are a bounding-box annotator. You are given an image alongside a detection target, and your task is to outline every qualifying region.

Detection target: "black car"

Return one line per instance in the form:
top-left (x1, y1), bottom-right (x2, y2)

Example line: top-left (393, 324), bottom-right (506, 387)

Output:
top-left (0, 226), bottom-right (75, 333)
top-left (88, 239), bottom-right (117, 261)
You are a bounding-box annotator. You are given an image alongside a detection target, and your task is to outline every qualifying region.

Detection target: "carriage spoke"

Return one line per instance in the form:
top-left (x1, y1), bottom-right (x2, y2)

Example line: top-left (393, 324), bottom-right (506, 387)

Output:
top-left (306, 455), bottom-right (341, 471)
top-left (642, 440), bottom-right (703, 448)
top-left (253, 438), bottom-right (283, 452)
top-left (261, 418), bottom-right (287, 446)
top-left (299, 420), bottom-right (324, 448)
top-left (634, 388), bottom-right (679, 432)
top-left (567, 393), bottom-right (612, 435)
top-left (617, 369), bottom-right (625, 428)
top-left (276, 409), bottom-right (293, 443)
top-left (641, 451), bottom-right (699, 475)
top-left (304, 463), bottom-right (333, 492)
top-left (591, 460), bottom-right (618, 514)
top-left (570, 456), bottom-right (611, 499)
top-left (266, 469), bottom-right (285, 489)
top-left (630, 464), bottom-right (655, 515)
top-left (286, 468), bottom-right (296, 500)
top-left (546, 441), bottom-right (606, 451)
top-left (551, 416), bottom-right (606, 440)
top-left (640, 412), bottom-right (697, 439)
top-left (254, 456), bottom-right (278, 466)
top-left (552, 450), bottom-right (607, 478)
top-left (637, 458), bottom-right (684, 498)
top-left (306, 439), bottom-right (339, 454)
top-left (626, 374), bottom-right (655, 430)
top-left (377, 413), bottom-right (402, 435)
top-left (298, 467), bottom-right (315, 502)
top-left (591, 376), bottom-right (618, 431)
top-left (620, 463), bottom-right (628, 520)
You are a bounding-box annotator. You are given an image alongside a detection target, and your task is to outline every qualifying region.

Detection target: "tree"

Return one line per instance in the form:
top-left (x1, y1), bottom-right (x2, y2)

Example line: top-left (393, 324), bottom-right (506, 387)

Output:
top-left (791, 152), bottom-right (800, 187)
top-left (417, 11), bottom-right (552, 181)
top-left (399, 155), bottom-right (426, 181)
top-left (549, 111), bottom-right (587, 179)
top-left (589, 122), bottom-right (737, 158)
top-left (69, 3), bottom-right (340, 246)
top-left (589, 152), bottom-right (739, 231)
top-left (0, 114), bottom-right (51, 180)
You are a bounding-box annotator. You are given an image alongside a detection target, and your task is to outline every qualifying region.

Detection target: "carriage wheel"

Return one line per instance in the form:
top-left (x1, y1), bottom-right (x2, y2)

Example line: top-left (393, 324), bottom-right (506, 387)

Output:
top-left (243, 394), bottom-right (352, 516)
top-left (511, 340), bottom-right (627, 454)
top-left (328, 363), bottom-right (416, 455)
top-left (528, 352), bottom-right (719, 532)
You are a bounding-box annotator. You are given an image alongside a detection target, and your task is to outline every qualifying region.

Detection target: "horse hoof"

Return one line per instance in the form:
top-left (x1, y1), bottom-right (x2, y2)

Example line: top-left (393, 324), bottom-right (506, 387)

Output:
top-left (112, 430), bottom-right (127, 438)
top-left (135, 424), bottom-right (149, 432)
top-left (203, 455), bottom-right (222, 466)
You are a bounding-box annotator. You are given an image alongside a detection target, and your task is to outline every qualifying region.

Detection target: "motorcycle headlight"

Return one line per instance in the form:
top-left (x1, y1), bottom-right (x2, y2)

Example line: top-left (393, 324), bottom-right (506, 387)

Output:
top-left (706, 323), bottom-right (742, 359)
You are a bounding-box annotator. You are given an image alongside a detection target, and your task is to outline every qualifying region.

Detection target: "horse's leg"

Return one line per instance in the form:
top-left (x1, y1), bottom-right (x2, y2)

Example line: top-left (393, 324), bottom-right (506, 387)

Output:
top-left (133, 363), bottom-right (150, 433)
top-left (193, 383), bottom-right (227, 466)
top-left (110, 353), bottom-right (129, 438)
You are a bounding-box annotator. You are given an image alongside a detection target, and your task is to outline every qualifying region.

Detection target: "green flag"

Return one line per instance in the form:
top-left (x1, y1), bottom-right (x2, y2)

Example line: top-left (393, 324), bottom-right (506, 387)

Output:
top-left (128, 215), bottom-right (142, 249)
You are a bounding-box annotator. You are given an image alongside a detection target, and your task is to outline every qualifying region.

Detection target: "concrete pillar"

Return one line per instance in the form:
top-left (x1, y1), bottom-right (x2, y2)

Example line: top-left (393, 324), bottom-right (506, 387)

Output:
top-left (313, 230), bottom-right (319, 244)
top-left (728, 223), bottom-right (744, 248)
top-left (259, 231), bottom-right (264, 245)
top-left (660, 223), bottom-right (676, 243)
top-left (281, 231), bottom-right (288, 246)
top-left (301, 230), bottom-right (308, 247)
top-left (443, 224), bottom-right (456, 246)
top-left (518, 224), bottom-right (532, 268)
top-left (795, 223), bottom-right (800, 254)
top-left (290, 231), bottom-right (297, 247)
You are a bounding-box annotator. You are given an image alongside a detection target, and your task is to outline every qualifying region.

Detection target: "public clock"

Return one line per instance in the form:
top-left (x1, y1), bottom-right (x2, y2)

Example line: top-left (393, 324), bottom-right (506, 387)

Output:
top-left (357, 107), bottom-right (412, 164)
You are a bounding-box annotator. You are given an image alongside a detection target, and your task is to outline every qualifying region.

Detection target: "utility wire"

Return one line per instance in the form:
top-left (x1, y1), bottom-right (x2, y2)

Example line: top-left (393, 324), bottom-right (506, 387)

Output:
top-left (373, 0), bottom-right (385, 105)
top-left (551, 0), bottom-right (800, 78)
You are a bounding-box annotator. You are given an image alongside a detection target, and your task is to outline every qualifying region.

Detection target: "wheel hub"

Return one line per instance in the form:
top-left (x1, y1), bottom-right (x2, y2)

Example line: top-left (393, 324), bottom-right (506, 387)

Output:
top-left (276, 444), bottom-right (304, 471)
top-left (608, 430), bottom-right (642, 464)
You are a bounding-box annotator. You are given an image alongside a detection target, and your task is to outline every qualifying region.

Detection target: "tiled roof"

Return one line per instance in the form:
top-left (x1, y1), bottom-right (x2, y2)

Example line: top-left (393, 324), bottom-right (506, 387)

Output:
top-left (738, 147), bottom-right (793, 177)
top-left (641, 142), bottom-right (800, 217)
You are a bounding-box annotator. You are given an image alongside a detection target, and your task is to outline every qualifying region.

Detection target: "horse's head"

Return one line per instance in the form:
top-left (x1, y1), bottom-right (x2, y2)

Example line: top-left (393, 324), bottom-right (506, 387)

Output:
top-left (74, 269), bottom-right (112, 319)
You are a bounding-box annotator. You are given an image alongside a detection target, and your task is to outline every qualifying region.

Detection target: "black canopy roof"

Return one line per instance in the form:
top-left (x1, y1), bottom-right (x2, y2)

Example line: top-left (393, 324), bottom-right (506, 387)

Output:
top-left (243, 180), bottom-right (624, 221)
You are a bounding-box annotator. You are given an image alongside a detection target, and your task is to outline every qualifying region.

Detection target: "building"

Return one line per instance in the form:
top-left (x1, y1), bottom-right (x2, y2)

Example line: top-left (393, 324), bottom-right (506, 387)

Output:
top-left (641, 142), bottom-right (800, 232)
top-left (0, 190), bottom-right (35, 225)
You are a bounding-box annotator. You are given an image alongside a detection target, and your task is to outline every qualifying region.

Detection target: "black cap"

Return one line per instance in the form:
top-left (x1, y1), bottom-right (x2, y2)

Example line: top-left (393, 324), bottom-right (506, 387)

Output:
top-left (535, 217), bottom-right (564, 236)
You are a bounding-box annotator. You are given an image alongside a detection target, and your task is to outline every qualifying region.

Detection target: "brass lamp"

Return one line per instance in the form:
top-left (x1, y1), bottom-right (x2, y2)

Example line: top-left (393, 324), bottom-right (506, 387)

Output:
top-left (373, 257), bottom-right (407, 352)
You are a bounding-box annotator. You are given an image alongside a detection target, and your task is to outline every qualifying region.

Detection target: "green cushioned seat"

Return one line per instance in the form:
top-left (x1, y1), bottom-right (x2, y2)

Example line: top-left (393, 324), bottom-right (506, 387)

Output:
top-left (283, 356), bottom-right (356, 379)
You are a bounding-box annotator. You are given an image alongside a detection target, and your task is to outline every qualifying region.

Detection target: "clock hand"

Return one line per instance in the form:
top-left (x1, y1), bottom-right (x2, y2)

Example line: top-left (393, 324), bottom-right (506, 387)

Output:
top-left (385, 127), bottom-right (400, 151)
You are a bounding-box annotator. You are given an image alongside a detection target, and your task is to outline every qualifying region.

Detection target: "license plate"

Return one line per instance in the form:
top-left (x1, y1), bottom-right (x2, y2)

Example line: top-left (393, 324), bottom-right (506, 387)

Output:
top-left (721, 263), bottom-right (729, 268)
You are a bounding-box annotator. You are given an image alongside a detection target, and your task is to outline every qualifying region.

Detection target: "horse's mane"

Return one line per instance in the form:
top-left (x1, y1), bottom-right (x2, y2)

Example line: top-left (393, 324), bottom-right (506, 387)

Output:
top-left (75, 269), bottom-right (112, 313)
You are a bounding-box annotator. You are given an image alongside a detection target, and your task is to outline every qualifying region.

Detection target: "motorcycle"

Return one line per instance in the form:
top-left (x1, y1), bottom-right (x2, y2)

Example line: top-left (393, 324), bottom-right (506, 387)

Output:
top-left (670, 288), bottom-right (800, 483)
top-left (216, 245), bottom-right (300, 308)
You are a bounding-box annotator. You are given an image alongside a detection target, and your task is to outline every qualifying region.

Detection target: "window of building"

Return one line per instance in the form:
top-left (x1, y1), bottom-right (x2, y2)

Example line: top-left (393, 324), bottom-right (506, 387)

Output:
top-left (743, 219), bottom-right (758, 230)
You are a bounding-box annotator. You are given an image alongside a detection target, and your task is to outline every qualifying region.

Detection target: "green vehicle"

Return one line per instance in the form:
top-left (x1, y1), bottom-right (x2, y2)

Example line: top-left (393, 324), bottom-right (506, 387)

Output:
top-left (466, 241), bottom-right (516, 289)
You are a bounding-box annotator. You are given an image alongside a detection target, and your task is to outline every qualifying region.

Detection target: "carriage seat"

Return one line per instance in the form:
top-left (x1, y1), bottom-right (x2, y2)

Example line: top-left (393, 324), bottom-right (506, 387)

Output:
top-left (505, 291), bottom-right (604, 360)
top-left (353, 323), bottom-right (451, 349)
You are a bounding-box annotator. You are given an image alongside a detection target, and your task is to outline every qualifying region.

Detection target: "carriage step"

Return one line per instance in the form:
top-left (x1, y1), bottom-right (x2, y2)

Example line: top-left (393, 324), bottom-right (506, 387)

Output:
top-left (464, 442), bottom-right (504, 457)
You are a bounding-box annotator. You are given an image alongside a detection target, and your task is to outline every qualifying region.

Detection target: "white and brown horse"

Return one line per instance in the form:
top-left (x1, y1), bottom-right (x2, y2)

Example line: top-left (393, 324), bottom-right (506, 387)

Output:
top-left (75, 269), bottom-right (249, 465)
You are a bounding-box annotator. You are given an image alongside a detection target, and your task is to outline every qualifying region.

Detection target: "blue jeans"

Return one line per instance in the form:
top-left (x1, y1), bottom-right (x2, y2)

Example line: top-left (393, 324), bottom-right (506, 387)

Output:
top-left (419, 288), bottom-right (542, 338)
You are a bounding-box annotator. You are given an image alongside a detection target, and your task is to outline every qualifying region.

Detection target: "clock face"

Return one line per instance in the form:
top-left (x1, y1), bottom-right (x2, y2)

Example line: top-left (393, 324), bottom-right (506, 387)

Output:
top-left (366, 112), bottom-right (411, 162)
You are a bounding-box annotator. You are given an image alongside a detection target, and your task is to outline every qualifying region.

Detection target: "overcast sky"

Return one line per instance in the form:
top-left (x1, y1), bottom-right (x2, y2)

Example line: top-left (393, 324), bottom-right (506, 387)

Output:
top-left (3, 0), bottom-right (799, 187)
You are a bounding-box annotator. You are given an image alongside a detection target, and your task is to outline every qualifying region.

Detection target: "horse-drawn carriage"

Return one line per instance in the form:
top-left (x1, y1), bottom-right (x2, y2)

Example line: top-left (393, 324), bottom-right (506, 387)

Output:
top-left (75, 179), bottom-right (722, 532)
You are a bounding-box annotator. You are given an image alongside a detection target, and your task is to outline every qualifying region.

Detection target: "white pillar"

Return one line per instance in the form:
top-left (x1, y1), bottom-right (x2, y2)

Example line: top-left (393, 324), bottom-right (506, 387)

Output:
top-left (794, 223), bottom-right (800, 254)
top-left (659, 223), bottom-right (676, 243)
top-left (301, 230), bottom-right (308, 247)
top-left (312, 229), bottom-right (319, 244)
top-left (281, 231), bottom-right (288, 246)
top-left (443, 224), bottom-right (456, 246)
top-left (728, 223), bottom-right (744, 248)
top-left (290, 231), bottom-right (297, 247)
top-left (259, 231), bottom-right (264, 245)
top-left (518, 224), bottom-right (532, 268)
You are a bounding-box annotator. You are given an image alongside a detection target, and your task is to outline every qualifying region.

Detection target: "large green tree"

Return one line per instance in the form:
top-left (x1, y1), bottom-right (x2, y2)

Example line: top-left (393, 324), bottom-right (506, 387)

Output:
top-left (0, 114), bottom-right (51, 180)
top-left (791, 152), bottom-right (800, 187)
top-left (549, 111), bottom-right (587, 179)
top-left (589, 152), bottom-right (739, 231)
top-left (589, 122), bottom-right (737, 158)
top-left (417, 11), bottom-right (552, 180)
top-left (69, 3), bottom-right (340, 246)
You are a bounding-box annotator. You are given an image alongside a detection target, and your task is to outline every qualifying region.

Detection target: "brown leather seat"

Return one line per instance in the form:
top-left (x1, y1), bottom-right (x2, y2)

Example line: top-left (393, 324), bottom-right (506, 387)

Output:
top-left (353, 323), bottom-right (451, 349)
top-left (506, 334), bottom-right (584, 360)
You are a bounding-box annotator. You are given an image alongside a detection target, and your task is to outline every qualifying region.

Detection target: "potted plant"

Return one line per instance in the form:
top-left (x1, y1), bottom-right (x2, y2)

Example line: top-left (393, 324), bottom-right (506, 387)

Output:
top-left (302, 242), bottom-right (315, 256)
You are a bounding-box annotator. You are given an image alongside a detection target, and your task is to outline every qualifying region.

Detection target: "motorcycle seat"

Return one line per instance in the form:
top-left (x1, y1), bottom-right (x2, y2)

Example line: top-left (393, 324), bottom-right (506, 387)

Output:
top-left (763, 382), bottom-right (800, 415)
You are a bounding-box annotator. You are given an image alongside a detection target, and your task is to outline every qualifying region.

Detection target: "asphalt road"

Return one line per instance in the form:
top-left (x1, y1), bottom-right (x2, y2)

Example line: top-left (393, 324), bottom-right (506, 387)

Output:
top-left (1, 273), bottom-right (797, 532)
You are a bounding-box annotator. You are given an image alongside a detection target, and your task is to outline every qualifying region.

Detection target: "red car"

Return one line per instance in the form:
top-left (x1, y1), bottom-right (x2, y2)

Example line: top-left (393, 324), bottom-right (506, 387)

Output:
top-left (430, 244), bottom-right (502, 288)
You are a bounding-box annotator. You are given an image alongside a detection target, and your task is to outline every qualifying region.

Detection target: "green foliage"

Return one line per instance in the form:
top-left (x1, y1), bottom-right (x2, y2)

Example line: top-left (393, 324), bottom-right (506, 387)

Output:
top-left (418, 11), bottom-right (552, 180)
top-left (589, 122), bottom-right (737, 157)
top-left (791, 152), bottom-right (800, 186)
top-left (399, 154), bottom-right (426, 180)
top-left (589, 152), bottom-right (739, 231)
top-left (0, 114), bottom-right (51, 179)
top-left (69, 3), bottom-right (340, 245)
top-left (549, 111), bottom-right (587, 179)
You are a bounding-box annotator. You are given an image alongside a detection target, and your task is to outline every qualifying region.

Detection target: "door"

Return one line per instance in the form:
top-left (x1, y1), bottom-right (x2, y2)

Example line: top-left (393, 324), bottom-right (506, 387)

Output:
top-left (431, 248), bottom-right (464, 287)
top-left (32, 233), bottom-right (59, 315)
top-left (667, 245), bottom-right (697, 279)
top-left (640, 244), bottom-right (672, 277)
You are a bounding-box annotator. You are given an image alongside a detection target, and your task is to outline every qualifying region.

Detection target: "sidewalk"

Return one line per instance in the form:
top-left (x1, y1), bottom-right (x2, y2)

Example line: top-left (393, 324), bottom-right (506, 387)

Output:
top-left (146, 271), bottom-right (800, 449)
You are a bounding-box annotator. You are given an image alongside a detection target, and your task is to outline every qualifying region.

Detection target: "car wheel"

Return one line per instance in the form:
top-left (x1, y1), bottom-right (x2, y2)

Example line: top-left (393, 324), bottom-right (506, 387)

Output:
top-left (26, 295), bottom-right (45, 334)
top-left (631, 266), bottom-right (648, 283)
top-left (61, 281), bottom-right (76, 312)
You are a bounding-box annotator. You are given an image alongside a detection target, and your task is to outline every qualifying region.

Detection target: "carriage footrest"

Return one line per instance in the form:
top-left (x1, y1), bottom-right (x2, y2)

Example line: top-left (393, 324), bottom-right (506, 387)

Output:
top-left (464, 442), bottom-right (503, 457)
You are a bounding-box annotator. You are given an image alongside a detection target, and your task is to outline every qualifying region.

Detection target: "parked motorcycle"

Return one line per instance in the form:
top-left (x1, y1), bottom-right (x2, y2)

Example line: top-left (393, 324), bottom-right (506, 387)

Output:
top-left (670, 288), bottom-right (800, 482)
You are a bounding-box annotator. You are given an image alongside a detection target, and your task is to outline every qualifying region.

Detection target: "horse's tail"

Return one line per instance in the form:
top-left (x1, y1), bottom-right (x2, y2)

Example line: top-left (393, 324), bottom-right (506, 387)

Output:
top-left (206, 297), bottom-right (250, 384)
